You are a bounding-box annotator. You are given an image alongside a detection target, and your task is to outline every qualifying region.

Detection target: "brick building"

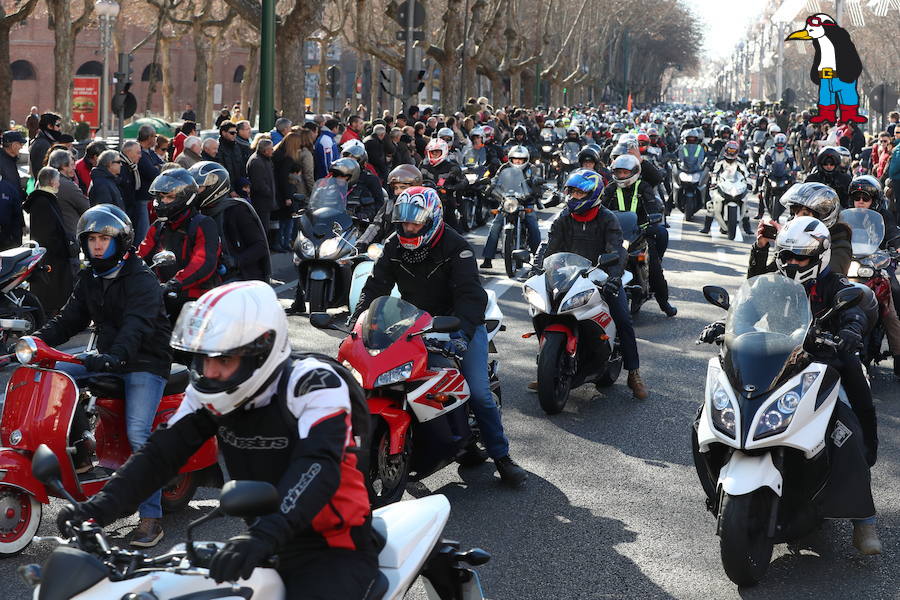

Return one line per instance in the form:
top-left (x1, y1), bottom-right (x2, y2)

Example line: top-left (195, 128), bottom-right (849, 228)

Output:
top-left (10, 16), bottom-right (250, 128)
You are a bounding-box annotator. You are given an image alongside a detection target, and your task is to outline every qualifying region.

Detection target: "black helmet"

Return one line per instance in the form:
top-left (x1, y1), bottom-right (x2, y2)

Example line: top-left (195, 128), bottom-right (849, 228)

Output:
top-left (188, 161), bottom-right (230, 209)
top-left (76, 204), bottom-right (134, 276)
top-left (329, 157), bottom-right (360, 185)
top-left (578, 146), bottom-right (600, 166)
top-left (150, 167), bottom-right (199, 220)
top-left (341, 143), bottom-right (368, 167)
top-left (848, 175), bottom-right (883, 209)
top-left (513, 125), bottom-right (527, 138)
top-left (816, 146), bottom-right (841, 170)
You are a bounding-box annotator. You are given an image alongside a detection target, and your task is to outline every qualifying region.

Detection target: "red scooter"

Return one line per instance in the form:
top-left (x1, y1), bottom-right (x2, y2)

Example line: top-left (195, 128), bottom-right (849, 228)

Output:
top-left (312, 296), bottom-right (501, 508)
top-left (0, 336), bottom-right (218, 556)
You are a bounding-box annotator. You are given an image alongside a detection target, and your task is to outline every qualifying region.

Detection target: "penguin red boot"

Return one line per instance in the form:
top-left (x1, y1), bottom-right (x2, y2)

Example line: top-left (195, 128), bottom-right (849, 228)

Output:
top-left (809, 104), bottom-right (837, 123)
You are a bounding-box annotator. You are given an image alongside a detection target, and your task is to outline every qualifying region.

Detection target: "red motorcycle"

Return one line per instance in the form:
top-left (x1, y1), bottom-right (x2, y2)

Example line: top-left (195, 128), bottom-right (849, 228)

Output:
top-left (0, 336), bottom-right (218, 556)
top-left (312, 296), bottom-right (500, 507)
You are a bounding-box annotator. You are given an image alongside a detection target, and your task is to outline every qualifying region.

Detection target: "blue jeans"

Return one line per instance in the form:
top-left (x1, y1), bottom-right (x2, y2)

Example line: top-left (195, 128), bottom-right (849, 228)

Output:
top-left (648, 223), bottom-right (668, 258)
top-left (279, 218), bottom-right (293, 250)
top-left (57, 363), bottom-right (165, 519)
top-left (818, 77), bottom-right (859, 106)
top-left (606, 284), bottom-right (639, 371)
top-left (482, 211), bottom-right (542, 259)
top-left (459, 325), bottom-right (509, 459)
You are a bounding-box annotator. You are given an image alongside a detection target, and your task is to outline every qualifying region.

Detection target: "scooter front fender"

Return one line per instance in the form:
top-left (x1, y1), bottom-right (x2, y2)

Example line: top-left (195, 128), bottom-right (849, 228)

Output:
top-left (0, 449), bottom-right (48, 502)
top-left (369, 397), bottom-right (412, 455)
top-left (717, 450), bottom-right (783, 497)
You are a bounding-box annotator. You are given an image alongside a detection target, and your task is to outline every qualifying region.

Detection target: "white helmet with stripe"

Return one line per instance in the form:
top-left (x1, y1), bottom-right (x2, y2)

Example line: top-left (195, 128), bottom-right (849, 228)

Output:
top-left (170, 281), bottom-right (291, 415)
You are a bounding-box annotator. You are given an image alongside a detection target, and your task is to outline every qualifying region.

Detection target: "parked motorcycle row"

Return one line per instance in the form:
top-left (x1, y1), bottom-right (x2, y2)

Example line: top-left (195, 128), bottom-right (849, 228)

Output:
top-left (0, 103), bottom-right (897, 599)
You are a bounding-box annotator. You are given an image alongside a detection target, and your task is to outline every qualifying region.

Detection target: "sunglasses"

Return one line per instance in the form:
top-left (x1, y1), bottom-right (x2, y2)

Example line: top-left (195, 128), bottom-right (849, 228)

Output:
top-left (225, 130), bottom-right (237, 135)
top-left (638, 141), bottom-right (649, 147)
top-left (111, 160), bottom-right (122, 164)
top-left (805, 16), bottom-right (833, 27)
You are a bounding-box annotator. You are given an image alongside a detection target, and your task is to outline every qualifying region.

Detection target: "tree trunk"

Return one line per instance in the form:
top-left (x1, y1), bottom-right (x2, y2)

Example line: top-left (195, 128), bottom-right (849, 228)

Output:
top-left (205, 42), bottom-right (216, 120)
top-left (369, 58), bottom-right (380, 119)
top-left (509, 70), bottom-right (521, 107)
top-left (0, 24), bottom-right (12, 128)
top-left (353, 57), bottom-right (363, 105)
top-left (318, 39), bottom-right (328, 113)
top-left (279, 37), bottom-right (307, 121)
top-left (241, 44), bottom-right (259, 125)
top-left (160, 37), bottom-right (173, 120)
top-left (48, 0), bottom-right (78, 129)
top-left (193, 32), bottom-right (210, 127)
top-left (521, 70), bottom-right (534, 107)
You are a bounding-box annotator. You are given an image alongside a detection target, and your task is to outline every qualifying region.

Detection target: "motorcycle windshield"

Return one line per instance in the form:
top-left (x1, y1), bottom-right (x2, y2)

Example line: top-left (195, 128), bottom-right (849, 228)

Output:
top-left (768, 159), bottom-right (789, 178)
top-left (495, 168), bottom-right (530, 197)
top-left (362, 296), bottom-right (426, 351)
top-left (461, 147), bottom-right (486, 169)
top-left (561, 142), bottom-right (580, 162)
top-left (717, 168), bottom-right (747, 197)
top-left (679, 145), bottom-right (704, 171)
top-left (723, 274), bottom-right (812, 397)
top-left (543, 252), bottom-right (593, 297)
top-left (540, 130), bottom-right (554, 142)
top-left (752, 131), bottom-right (766, 144)
top-left (840, 208), bottom-right (884, 258)
top-left (309, 178), bottom-right (349, 212)
top-left (614, 211), bottom-right (641, 243)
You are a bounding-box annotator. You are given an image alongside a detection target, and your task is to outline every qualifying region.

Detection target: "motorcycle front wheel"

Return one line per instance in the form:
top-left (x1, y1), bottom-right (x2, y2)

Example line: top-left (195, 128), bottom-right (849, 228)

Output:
top-left (368, 422), bottom-right (412, 508)
top-left (726, 204), bottom-right (738, 240)
top-left (462, 198), bottom-right (477, 231)
top-left (537, 332), bottom-right (572, 414)
top-left (718, 490), bottom-right (775, 586)
top-left (503, 229), bottom-right (516, 278)
top-left (308, 279), bottom-right (329, 313)
top-left (0, 486), bottom-right (41, 556)
top-left (161, 472), bottom-right (200, 513)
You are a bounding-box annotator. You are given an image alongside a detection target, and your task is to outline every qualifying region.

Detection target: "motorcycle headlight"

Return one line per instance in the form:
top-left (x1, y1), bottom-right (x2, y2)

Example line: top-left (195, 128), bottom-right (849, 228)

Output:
top-left (542, 145), bottom-right (552, 152)
top-left (857, 266), bottom-right (874, 278)
top-left (560, 289), bottom-right (594, 312)
top-left (374, 361), bottom-right (413, 387)
top-left (753, 373), bottom-right (818, 440)
top-left (679, 172), bottom-right (694, 183)
top-left (523, 285), bottom-right (546, 312)
top-left (367, 244), bottom-right (384, 261)
top-left (298, 235), bottom-right (315, 258)
top-left (15, 336), bottom-right (36, 364)
top-left (709, 375), bottom-right (737, 438)
top-left (847, 262), bottom-right (859, 277)
top-left (319, 236), bottom-right (344, 259)
top-left (466, 173), bottom-right (478, 183)
top-left (502, 197), bottom-right (519, 213)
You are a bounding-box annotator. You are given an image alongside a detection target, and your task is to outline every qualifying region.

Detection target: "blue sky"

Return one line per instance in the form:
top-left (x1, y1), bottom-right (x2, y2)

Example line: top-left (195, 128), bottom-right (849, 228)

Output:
top-left (684, 0), bottom-right (767, 59)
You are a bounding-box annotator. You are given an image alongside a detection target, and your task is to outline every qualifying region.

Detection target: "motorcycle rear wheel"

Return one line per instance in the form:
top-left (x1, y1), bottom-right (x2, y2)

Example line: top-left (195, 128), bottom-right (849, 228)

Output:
top-left (368, 422), bottom-right (412, 508)
top-left (0, 289), bottom-right (45, 347)
top-left (719, 490), bottom-right (775, 586)
top-left (0, 486), bottom-right (41, 556)
top-left (161, 472), bottom-right (200, 513)
top-left (537, 332), bottom-right (572, 414)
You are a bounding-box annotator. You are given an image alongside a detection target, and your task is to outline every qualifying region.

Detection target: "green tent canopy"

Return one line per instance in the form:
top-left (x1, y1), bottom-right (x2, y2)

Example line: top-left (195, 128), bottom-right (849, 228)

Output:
top-left (121, 117), bottom-right (176, 139)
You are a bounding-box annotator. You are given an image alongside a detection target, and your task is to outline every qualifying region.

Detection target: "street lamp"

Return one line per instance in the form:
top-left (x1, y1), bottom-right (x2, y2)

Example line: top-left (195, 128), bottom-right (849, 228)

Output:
top-left (95, 0), bottom-right (120, 140)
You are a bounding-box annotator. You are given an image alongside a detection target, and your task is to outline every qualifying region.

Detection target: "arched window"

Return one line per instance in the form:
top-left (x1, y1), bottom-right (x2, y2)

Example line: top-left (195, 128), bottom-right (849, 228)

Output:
top-left (140, 63), bottom-right (163, 82)
top-left (233, 65), bottom-right (245, 83)
top-left (76, 61), bottom-right (104, 77)
top-left (10, 60), bottom-right (36, 80)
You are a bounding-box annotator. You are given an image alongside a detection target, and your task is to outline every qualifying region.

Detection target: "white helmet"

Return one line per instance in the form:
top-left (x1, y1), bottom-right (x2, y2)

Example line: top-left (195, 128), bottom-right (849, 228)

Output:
top-left (767, 124), bottom-right (781, 135)
top-left (611, 154), bottom-right (641, 188)
top-left (171, 281), bottom-right (291, 416)
top-left (774, 216), bottom-right (831, 283)
top-left (341, 138), bottom-right (365, 154)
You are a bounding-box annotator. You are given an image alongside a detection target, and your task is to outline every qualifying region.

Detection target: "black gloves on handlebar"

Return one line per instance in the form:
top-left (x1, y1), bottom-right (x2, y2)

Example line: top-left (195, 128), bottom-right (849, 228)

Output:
top-left (56, 503), bottom-right (89, 537)
top-left (162, 278), bottom-right (182, 297)
top-left (698, 320), bottom-right (726, 344)
top-left (78, 352), bottom-right (126, 373)
top-left (602, 276), bottom-right (621, 299)
top-left (837, 328), bottom-right (863, 355)
top-left (208, 532), bottom-right (276, 583)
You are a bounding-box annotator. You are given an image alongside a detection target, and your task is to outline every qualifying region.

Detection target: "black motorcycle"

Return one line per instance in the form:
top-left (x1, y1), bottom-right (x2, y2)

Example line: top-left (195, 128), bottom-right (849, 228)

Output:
top-left (761, 161), bottom-right (794, 221)
top-left (614, 211), bottom-right (662, 316)
top-left (671, 144), bottom-right (708, 221)
top-left (0, 242), bottom-right (47, 351)
top-left (458, 146), bottom-right (493, 230)
top-left (494, 168), bottom-right (536, 278)
top-left (292, 178), bottom-right (360, 313)
top-left (555, 141), bottom-right (581, 189)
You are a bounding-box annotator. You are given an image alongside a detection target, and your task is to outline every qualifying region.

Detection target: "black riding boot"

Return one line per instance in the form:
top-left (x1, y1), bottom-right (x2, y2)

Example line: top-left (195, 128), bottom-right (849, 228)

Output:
top-left (700, 215), bottom-right (713, 234)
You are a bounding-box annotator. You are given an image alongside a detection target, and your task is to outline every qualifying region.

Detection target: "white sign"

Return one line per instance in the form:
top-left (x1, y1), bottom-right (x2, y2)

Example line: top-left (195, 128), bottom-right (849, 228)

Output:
top-left (213, 83), bottom-right (223, 105)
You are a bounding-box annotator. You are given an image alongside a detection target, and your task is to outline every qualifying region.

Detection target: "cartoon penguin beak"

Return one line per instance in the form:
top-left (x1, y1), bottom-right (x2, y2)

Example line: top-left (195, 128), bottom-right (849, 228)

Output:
top-left (786, 29), bottom-right (812, 41)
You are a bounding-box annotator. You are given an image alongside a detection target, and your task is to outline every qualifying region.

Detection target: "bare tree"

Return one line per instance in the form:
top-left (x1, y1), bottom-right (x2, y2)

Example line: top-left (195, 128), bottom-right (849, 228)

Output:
top-left (46, 0), bottom-right (94, 128)
top-left (0, 0), bottom-right (40, 126)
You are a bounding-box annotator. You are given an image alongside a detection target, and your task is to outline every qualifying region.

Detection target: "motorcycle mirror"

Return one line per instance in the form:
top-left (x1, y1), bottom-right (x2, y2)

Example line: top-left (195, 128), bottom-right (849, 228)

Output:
top-left (292, 193), bottom-right (306, 204)
top-left (543, 195), bottom-right (561, 208)
top-left (702, 285), bottom-right (730, 310)
top-left (32, 444), bottom-right (62, 487)
top-left (151, 250), bottom-right (176, 268)
top-left (597, 253), bottom-right (620, 268)
top-left (647, 213), bottom-right (663, 225)
top-left (511, 249), bottom-right (531, 266)
top-left (218, 480), bottom-right (280, 518)
top-left (309, 312), bottom-right (333, 329)
top-left (832, 286), bottom-right (862, 311)
top-left (430, 316), bottom-right (461, 333)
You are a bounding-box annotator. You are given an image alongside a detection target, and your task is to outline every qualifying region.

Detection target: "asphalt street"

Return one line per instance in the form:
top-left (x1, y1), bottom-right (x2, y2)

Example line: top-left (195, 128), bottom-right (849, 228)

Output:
top-left (0, 195), bottom-right (898, 599)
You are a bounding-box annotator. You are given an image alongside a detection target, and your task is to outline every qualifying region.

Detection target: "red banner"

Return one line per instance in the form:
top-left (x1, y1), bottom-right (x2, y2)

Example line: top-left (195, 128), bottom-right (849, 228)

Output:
top-left (72, 77), bottom-right (101, 128)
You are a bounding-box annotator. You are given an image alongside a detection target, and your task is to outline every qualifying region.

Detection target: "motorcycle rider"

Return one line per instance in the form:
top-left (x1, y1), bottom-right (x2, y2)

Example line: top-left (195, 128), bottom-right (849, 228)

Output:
top-left (750, 182), bottom-right (852, 276)
top-left (421, 138), bottom-right (467, 232)
top-left (340, 146), bottom-right (385, 222)
top-left (805, 147), bottom-right (852, 207)
top-left (506, 124), bottom-right (536, 160)
top-left (138, 168), bottom-right (221, 322)
top-left (436, 127), bottom-right (461, 163)
top-left (189, 161), bottom-right (270, 283)
top-left (351, 186), bottom-right (528, 487)
top-left (602, 154), bottom-right (677, 317)
top-left (699, 217), bottom-right (882, 555)
top-left (531, 168), bottom-right (647, 398)
top-left (357, 164), bottom-right (423, 248)
top-left (479, 145), bottom-right (542, 270)
top-left (702, 141), bottom-right (751, 235)
top-left (36, 204), bottom-right (172, 547)
top-left (57, 281), bottom-right (381, 594)
top-left (755, 132), bottom-right (798, 218)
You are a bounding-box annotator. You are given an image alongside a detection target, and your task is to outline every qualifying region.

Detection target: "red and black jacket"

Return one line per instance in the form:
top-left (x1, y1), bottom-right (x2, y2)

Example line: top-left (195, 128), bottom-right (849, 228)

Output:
top-left (138, 208), bottom-right (221, 297)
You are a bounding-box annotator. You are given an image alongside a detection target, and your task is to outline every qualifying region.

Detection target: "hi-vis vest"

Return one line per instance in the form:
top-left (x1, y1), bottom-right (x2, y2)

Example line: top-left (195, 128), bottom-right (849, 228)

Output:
top-left (615, 179), bottom-right (642, 213)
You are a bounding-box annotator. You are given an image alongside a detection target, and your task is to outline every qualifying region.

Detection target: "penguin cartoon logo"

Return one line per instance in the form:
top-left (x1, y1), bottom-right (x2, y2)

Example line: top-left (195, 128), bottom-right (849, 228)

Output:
top-left (786, 13), bottom-right (865, 125)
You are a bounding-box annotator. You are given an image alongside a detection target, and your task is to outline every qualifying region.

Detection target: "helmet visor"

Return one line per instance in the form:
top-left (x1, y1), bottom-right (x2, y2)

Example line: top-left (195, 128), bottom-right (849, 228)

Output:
top-left (392, 201), bottom-right (430, 225)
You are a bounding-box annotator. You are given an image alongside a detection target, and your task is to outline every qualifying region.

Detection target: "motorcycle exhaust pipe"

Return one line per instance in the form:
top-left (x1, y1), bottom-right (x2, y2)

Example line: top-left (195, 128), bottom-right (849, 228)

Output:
top-left (0, 318), bottom-right (32, 332)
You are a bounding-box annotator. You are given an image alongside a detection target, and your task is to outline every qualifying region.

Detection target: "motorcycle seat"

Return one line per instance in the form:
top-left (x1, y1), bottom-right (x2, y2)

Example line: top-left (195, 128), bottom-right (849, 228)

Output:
top-left (0, 248), bottom-right (33, 279)
top-left (83, 364), bottom-right (190, 399)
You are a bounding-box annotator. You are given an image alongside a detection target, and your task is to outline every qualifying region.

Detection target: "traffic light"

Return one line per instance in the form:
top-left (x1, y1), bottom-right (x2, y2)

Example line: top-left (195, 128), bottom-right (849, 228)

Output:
top-left (406, 69), bottom-right (425, 96)
top-left (115, 52), bottom-right (133, 93)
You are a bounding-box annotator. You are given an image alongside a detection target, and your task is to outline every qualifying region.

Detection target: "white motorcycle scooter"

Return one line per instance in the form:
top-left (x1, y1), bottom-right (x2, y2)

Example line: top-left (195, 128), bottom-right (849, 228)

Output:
top-left (521, 251), bottom-right (625, 414)
top-left (692, 275), bottom-right (875, 587)
top-left (22, 445), bottom-right (490, 600)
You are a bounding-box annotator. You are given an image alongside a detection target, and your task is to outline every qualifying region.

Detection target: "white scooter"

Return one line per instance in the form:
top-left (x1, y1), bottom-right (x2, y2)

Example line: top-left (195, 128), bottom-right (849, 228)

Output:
top-left (708, 164), bottom-right (750, 240)
top-left (22, 445), bottom-right (489, 600)
top-left (520, 251), bottom-right (625, 414)
top-left (692, 275), bottom-right (875, 587)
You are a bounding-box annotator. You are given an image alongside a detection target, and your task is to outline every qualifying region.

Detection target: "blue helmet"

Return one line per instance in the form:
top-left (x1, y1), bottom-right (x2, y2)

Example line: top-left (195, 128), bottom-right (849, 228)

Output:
top-left (564, 168), bottom-right (604, 214)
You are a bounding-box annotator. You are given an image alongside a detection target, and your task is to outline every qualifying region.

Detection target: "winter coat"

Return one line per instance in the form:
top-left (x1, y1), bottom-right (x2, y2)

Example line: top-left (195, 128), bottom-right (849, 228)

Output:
top-left (88, 167), bottom-right (124, 209)
top-left (56, 175), bottom-right (90, 237)
top-left (217, 135), bottom-right (247, 188)
top-left (22, 188), bottom-right (77, 314)
top-left (544, 206), bottom-right (626, 279)
top-left (175, 147), bottom-right (202, 169)
top-left (28, 129), bottom-right (57, 176)
top-left (246, 151), bottom-right (277, 214)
